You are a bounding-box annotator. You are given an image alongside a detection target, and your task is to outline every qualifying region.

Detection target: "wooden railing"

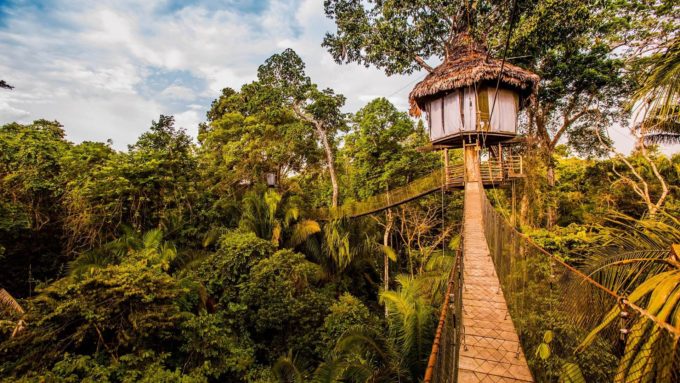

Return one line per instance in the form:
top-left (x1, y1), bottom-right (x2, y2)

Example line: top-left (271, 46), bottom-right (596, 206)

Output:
top-left (445, 155), bottom-right (522, 189)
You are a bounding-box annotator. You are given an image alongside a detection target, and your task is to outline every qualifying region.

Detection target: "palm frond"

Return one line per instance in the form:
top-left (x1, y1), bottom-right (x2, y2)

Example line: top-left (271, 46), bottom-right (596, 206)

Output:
top-left (202, 227), bottom-right (229, 248)
top-left (142, 228), bottom-right (164, 250)
top-left (0, 289), bottom-right (24, 316)
top-left (288, 219), bottom-right (321, 248)
top-left (560, 362), bottom-right (586, 383)
top-left (379, 274), bottom-right (434, 369)
top-left (311, 359), bottom-right (347, 383)
top-left (273, 352), bottom-right (306, 383)
top-left (633, 37), bottom-right (680, 123)
top-left (643, 132), bottom-right (680, 145)
top-left (68, 249), bottom-right (118, 277)
top-left (170, 249), bottom-right (210, 272)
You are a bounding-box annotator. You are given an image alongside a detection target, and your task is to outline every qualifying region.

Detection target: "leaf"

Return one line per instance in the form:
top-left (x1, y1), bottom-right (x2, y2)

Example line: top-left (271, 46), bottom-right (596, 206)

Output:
top-left (543, 330), bottom-right (554, 344)
top-left (288, 220), bottom-right (321, 248)
top-left (382, 245), bottom-right (398, 262)
top-left (536, 343), bottom-right (550, 360)
top-left (560, 362), bottom-right (586, 383)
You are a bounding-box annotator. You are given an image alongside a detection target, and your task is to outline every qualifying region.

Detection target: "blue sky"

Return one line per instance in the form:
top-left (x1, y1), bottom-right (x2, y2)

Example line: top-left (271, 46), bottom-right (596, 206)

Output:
top-left (0, 0), bottom-right (417, 149)
top-left (0, 0), bottom-right (648, 154)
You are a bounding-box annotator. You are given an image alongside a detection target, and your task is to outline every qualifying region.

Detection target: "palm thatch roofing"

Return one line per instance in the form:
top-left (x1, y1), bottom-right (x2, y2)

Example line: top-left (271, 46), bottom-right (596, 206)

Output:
top-left (409, 33), bottom-right (539, 115)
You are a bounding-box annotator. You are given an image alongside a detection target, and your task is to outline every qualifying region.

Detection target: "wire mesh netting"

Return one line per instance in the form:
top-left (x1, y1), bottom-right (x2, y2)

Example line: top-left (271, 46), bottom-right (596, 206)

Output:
top-left (480, 191), bottom-right (680, 383)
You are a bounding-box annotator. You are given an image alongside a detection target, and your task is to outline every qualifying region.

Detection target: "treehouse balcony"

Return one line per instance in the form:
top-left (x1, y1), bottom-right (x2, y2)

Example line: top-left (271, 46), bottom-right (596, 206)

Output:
top-left (444, 155), bottom-right (524, 190)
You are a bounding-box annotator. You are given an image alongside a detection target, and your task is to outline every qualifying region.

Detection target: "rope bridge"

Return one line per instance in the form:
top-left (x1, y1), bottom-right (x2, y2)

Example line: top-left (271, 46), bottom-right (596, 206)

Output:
top-left (424, 184), bottom-right (680, 383)
top-left (313, 157), bottom-right (523, 220)
top-left (313, 169), bottom-right (445, 220)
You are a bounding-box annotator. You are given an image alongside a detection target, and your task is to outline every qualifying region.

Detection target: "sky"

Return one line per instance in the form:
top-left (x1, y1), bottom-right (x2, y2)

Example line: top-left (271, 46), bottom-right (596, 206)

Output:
top-left (0, 0), bottom-right (670, 155)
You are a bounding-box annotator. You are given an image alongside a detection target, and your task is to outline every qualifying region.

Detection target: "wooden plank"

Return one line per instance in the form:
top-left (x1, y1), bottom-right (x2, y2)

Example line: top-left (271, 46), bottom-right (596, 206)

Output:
top-left (457, 182), bottom-right (534, 383)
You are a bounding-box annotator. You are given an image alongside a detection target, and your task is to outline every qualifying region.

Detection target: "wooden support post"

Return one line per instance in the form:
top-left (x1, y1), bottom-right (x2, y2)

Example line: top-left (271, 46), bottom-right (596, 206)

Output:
top-left (464, 143), bottom-right (480, 183)
top-left (444, 148), bottom-right (449, 187)
top-left (511, 180), bottom-right (517, 227)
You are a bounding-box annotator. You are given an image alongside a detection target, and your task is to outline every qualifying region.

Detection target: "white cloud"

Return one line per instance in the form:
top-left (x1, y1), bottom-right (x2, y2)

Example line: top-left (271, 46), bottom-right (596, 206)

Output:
top-left (0, 0), bottom-right (426, 150)
top-left (174, 108), bottom-right (203, 141)
top-left (0, 0), bottom-right (655, 156)
top-left (0, 99), bottom-right (30, 121)
top-left (161, 84), bottom-right (196, 100)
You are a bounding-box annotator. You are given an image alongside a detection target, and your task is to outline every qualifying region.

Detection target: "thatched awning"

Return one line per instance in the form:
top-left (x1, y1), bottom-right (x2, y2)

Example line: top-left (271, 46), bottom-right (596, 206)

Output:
top-left (409, 34), bottom-right (539, 115)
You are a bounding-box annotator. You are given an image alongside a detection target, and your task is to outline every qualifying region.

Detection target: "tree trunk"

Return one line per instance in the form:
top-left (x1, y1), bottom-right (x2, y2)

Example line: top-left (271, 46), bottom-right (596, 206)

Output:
top-left (292, 103), bottom-right (340, 208)
top-left (383, 208), bottom-right (394, 317)
top-left (520, 186), bottom-right (530, 227)
top-left (316, 125), bottom-right (339, 208)
top-left (546, 159), bottom-right (556, 228)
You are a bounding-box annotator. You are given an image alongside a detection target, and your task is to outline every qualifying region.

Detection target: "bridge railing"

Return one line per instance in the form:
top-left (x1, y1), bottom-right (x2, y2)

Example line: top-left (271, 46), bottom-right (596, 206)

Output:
top-left (423, 226), bottom-right (464, 383)
top-left (481, 191), bottom-right (680, 382)
top-left (312, 169), bottom-right (444, 220)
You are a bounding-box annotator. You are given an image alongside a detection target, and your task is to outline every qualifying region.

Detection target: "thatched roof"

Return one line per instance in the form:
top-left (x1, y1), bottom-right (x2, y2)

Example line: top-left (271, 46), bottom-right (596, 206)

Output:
top-left (409, 33), bottom-right (539, 115)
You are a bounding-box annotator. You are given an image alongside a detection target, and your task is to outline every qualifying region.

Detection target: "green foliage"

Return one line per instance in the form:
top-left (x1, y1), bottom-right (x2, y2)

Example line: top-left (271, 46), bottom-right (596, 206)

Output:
top-left (323, 0), bottom-right (508, 75)
top-left (63, 115), bottom-right (198, 250)
top-left (191, 231), bottom-right (275, 306)
top-left (379, 275), bottom-right (436, 376)
top-left (526, 225), bottom-right (597, 261)
top-left (179, 313), bottom-right (254, 378)
top-left (0, 261), bottom-right (189, 376)
top-left (343, 98), bottom-right (436, 200)
top-left (199, 87), bottom-right (320, 194)
top-left (240, 249), bottom-right (333, 364)
top-left (0, 119), bottom-right (70, 296)
top-left (322, 293), bottom-right (379, 358)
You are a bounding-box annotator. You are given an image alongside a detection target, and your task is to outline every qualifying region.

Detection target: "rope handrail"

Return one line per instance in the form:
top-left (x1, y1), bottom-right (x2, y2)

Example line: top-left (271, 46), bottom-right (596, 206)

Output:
top-left (480, 191), bottom-right (680, 338)
top-left (423, 225), bottom-right (463, 383)
top-left (312, 169), bottom-right (445, 220)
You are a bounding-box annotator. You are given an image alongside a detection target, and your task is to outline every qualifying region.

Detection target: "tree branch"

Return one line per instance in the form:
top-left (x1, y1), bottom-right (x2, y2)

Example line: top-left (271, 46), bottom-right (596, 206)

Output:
top-left (549, 95), bottom-right (596, 149)
top-left (414, 55), bottom-right (434, 73)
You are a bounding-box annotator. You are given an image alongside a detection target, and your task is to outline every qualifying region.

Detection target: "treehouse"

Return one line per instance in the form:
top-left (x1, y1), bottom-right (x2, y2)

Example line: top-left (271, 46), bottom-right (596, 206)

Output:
top-left (409, 33), bottom-right (539, 185)
top-left (409, 33), bottom-right (539, 148)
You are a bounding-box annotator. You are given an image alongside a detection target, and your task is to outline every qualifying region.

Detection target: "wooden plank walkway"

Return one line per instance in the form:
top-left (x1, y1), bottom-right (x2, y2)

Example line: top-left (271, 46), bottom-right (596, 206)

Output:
top-left (457, 182), bottom-right (533, 383)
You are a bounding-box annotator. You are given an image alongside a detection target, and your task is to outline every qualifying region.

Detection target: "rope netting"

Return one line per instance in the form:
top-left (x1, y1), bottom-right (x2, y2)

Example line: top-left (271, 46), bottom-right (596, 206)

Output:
top-left (480, 191), bottom-right (680, 382)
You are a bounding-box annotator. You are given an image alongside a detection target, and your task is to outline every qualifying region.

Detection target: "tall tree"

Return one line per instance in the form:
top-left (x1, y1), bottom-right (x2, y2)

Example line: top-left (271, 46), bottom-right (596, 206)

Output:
top-left (343, 97), bottom-right (436, 309)
top-left (0, 120), bottom-right (70, 296)
top-left (324, 0), bottom-right (631, 227)
top-left (323, 0), bottom-right (507, 75)
top-left (199, 85), bottom-right (320, 196)
top-left (257, 49), bottom-right (347, 208)
top-left (63, 115), bottom-right (198, 249)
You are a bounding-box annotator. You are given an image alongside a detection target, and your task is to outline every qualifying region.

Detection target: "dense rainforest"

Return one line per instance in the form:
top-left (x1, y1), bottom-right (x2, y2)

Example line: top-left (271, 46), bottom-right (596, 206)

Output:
top-left (1, 0), bottom-right (679, 382)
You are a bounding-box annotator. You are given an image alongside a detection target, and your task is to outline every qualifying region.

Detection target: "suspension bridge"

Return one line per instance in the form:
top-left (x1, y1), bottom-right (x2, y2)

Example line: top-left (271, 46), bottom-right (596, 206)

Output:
top-left (311, 28), bottom-right (680, 381)
top-left (313, 163), bottom-right (679, 382)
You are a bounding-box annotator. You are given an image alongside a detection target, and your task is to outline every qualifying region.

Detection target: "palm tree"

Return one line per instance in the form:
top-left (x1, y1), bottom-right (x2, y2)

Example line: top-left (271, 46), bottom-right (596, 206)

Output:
top-left (273, 327), bottom-right (410, 383)
top-left (379, 274), bottom-right (436, 376)
top-left (578, 212), bottom-right (680, 382)
top-left (239, 189), bottom-right (320, 248)
top-left (632, 36), bottom-right (680, 145)
top-left (69, 228), bottom-right (178, 276)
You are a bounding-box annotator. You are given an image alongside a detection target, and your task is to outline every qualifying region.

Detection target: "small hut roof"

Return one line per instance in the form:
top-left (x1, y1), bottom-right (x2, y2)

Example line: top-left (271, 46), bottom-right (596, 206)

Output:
top-left (409, 33), bottom-right (539, 114)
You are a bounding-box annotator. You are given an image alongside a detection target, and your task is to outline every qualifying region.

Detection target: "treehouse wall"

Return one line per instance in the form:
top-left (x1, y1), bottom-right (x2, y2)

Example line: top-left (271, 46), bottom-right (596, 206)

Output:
top-left (425, 86), bottom-right (519, 143)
